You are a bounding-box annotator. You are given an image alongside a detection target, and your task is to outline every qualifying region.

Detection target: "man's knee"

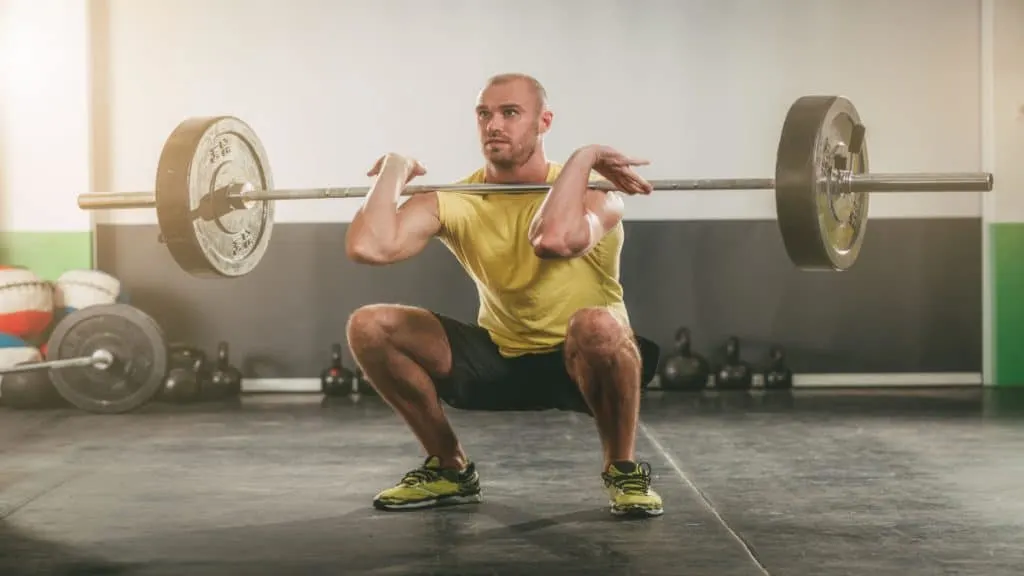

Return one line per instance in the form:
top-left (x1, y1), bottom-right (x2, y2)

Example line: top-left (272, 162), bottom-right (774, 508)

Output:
top-left (566, 307), bottom-right (633, 362)
top-left (346, 304), bottom-right (408, 351)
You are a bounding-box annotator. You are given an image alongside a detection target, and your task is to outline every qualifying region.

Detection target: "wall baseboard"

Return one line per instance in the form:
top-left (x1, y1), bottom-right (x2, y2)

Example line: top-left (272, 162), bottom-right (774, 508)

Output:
top-left (240, 373), bottom-right (984, 394)
top-left (791, 372), bottom-right (982, 387)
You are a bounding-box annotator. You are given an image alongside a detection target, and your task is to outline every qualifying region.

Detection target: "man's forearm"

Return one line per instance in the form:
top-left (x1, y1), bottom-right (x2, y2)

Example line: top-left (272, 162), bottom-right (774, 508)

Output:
top-left (347, 160), bottom-right (409, 252)
top-left (531, 147), bottom-right (597, 248)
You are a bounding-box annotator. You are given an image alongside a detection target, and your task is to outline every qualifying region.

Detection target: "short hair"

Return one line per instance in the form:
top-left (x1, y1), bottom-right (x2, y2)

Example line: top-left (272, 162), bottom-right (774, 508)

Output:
top-left (483, 72), bottom-right (548, 110)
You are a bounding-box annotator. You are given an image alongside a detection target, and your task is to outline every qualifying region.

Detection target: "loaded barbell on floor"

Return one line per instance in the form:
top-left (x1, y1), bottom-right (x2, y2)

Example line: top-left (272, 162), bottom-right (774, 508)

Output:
top-left (0, 303), bottom-right (169, 414)
top-left (75, 95), bottom-right (993, 277)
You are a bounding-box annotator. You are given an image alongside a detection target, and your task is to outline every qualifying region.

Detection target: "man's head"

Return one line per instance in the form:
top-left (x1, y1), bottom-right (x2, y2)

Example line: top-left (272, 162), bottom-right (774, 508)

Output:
top-left (475, 73), bottom-right (553, 170)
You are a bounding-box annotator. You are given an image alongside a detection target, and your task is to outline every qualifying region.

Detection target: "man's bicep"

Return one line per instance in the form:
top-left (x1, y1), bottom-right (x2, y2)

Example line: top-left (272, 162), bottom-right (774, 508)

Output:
top-left (394, 192), bottom-right (443, 257)
top-left (585, 189), bottom-right (625, 235)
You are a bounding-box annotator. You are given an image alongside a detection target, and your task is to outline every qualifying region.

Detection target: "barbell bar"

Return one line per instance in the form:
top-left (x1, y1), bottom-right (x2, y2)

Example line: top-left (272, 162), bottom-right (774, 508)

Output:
top-left (78, 171), bottom-right (992, 211)
top-left (72, 95), bottom-right (994, 277)
top-left (0, 349), bottom-right (114, 376)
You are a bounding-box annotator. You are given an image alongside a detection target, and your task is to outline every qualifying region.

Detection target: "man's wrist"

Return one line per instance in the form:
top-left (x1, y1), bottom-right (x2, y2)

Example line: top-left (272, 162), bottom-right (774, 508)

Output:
top-left (379, 156), bottom-right (413, 182)
top-left (569, 145), bottom-right (601, 166)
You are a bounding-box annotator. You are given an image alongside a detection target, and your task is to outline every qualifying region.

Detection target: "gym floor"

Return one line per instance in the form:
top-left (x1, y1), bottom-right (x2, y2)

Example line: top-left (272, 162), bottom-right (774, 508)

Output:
top-left (1, 387), bottom-right (1022, 575)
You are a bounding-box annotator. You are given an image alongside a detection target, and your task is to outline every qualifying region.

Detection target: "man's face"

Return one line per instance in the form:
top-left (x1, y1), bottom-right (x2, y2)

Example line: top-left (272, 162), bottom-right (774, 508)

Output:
top-left (475, 80), bottom-right (551, 169)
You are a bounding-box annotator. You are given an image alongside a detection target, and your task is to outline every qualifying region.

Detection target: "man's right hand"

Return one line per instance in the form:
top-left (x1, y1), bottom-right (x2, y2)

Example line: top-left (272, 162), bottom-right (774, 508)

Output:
top-left (346, 152), bottom-right (442, 266)
top-left (366, 153), bottom-right (427, 184)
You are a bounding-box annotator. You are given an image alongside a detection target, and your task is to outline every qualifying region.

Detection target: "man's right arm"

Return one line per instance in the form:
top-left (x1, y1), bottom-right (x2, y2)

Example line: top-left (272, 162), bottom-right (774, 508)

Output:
top-left (345, 155), bottom-right (441, 265)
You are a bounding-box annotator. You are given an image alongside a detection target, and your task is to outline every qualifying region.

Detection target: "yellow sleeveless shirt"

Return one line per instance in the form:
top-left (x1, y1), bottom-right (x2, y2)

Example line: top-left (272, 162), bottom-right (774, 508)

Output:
top-left (435, 162), bottom-right (629, 357)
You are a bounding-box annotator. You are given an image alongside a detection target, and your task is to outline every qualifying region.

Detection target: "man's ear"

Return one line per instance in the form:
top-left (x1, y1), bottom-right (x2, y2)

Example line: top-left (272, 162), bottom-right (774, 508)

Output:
top-left (538, 109), bottom-right (554, 134)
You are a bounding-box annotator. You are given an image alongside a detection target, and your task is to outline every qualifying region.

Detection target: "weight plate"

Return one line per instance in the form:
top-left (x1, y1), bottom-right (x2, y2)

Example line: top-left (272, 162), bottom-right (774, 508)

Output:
top-left (45, 303), bottom-right (168, 414)
top-left (775, 95), bottom-right (869, 271)
top-left (156, 116), bottom-right (275, 278)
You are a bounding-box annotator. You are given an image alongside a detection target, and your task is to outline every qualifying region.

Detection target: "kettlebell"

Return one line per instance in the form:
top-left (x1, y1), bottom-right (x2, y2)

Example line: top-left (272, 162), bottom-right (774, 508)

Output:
top-left (715, 336), bottom-right (752, 390)
top-left (162, 367), bottom-right (200, 403)
top-left (206, 341), bottom-right (242, 400)
top-left (169, 344), bottom-right (209, 385)
top-left (763, 345), bottom-right (793, 390)
top-left (353, 366), bottom-right (375, 395)
top-left (658, 327), bottom-right (709, 391)
top-left (320, 343), bottom-right (354, 397)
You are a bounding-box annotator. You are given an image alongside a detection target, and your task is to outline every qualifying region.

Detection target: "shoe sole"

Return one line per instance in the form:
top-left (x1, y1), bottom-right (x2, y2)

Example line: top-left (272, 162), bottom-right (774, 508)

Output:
top-left (610, 504), bottom-right (664, 518)
top-left (373, 492), bottom-right (483, 511)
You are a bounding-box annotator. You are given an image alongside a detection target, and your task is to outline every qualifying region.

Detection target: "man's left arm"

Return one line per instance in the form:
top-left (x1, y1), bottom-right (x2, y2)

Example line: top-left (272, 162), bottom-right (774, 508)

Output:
top-left (529, 147), bottom-right (624, 259)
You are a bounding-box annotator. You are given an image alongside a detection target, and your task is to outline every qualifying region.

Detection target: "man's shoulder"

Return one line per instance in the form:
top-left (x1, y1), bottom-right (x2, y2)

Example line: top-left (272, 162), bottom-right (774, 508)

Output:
top-left (434, 168), bottom-right (485, 212)
top-left (454, 167), bottom-right (487, 185)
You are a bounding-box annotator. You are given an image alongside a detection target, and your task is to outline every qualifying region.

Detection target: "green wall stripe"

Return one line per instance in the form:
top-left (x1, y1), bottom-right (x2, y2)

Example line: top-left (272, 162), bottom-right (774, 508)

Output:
top-left (0, 231), bottom-right (93, 281)
top-left (992, 223), bottom-right (1024, 386)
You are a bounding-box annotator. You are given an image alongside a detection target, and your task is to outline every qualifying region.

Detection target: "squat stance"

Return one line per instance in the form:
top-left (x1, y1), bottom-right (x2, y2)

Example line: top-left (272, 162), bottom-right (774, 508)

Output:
top-left (345, 73), bottom-right (663, 517)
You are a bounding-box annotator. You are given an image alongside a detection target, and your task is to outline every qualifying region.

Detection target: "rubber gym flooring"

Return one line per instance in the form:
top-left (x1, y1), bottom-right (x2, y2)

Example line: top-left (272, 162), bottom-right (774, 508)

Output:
top-left (1, 387), bottom-right (1022, 575)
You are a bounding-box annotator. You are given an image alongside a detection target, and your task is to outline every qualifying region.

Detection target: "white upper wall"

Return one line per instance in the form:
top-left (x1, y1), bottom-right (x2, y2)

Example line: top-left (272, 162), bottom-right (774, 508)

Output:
top-left (0, 0), bottom-right (91, 232)
top-left (989, 0), bottom-right (1024, 222)
top-left (91, 1), bottom-right (983, 224)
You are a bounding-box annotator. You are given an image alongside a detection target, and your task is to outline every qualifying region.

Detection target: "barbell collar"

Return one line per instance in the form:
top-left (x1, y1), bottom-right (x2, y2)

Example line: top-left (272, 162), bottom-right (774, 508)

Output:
top-left (78, 192), bottom-right (158, 210)
top-left (0, 349), bottom-right (114, 376)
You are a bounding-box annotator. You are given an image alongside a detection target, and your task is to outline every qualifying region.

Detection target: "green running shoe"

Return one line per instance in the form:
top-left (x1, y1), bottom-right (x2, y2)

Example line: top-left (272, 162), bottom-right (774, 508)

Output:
top-left (372, 455), bottom-right (482, 511)
top-left (602, 460), bottom-right (663, 517)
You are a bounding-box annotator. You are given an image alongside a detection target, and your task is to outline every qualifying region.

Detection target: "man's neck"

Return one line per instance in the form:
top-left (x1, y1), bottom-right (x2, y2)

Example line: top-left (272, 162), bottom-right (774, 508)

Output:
top-left (484, 154), bottom-right (550, 184)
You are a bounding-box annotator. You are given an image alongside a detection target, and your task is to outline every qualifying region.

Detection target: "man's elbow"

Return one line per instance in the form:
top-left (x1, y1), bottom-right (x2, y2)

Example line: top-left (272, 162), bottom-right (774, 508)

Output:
top-left (530, 230), bottom-right (588, 260)
top-left (345, 237), bottom-right (397, 265)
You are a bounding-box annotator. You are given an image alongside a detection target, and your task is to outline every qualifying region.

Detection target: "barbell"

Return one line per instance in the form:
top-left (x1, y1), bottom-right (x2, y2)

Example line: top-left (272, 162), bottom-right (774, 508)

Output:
top-left (76, 95), bottom-right (993, 277)
top-left (0, 303), bottom-right (168, 414)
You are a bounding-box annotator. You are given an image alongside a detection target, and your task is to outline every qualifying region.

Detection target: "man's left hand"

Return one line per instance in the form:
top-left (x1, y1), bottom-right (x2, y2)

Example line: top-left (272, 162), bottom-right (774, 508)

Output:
top-left (577, 145), bottom-right (653, 196)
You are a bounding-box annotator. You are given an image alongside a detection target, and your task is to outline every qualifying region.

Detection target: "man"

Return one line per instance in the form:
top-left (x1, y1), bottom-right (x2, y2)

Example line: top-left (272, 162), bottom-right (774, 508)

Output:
top-left (344, 72), bottom-right (663, 518)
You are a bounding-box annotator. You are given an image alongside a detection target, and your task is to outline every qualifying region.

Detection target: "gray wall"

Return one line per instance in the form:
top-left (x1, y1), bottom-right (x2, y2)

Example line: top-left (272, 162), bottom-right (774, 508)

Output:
top-left (95, 218), bottom-right (982, 377)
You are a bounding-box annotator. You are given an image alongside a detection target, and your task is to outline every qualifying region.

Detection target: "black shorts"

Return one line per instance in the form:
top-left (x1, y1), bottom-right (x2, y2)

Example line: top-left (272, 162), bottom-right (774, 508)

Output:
top-left (431, 313), bottom-right (660, 415)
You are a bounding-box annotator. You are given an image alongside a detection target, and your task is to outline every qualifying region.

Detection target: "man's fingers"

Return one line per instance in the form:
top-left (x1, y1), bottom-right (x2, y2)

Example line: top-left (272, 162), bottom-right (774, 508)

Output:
top-left (367, 155), bottom-right (426, 179)
top-left (602, 152), bottom-right (649, 165)
top-left (367, 155), bottom-right (386, 176)
top-left (407, 162), bottom-right (427, 182)
top-left (624, 173), bottom-right (653, 195)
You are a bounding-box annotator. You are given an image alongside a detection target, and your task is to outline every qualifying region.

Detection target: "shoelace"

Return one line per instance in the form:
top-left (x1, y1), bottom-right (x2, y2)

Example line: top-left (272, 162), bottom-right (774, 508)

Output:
top-left (401, 467), bottom-right (442, 486)
top-left (606, 462), bottom-right (653, 494)
top-left (611, 474), bottom-right (651, 495)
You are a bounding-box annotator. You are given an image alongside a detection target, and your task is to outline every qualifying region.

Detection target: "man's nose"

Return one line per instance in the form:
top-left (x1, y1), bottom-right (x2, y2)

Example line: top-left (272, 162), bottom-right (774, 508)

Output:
top-left (485, 118), bottom-right (505, 134)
